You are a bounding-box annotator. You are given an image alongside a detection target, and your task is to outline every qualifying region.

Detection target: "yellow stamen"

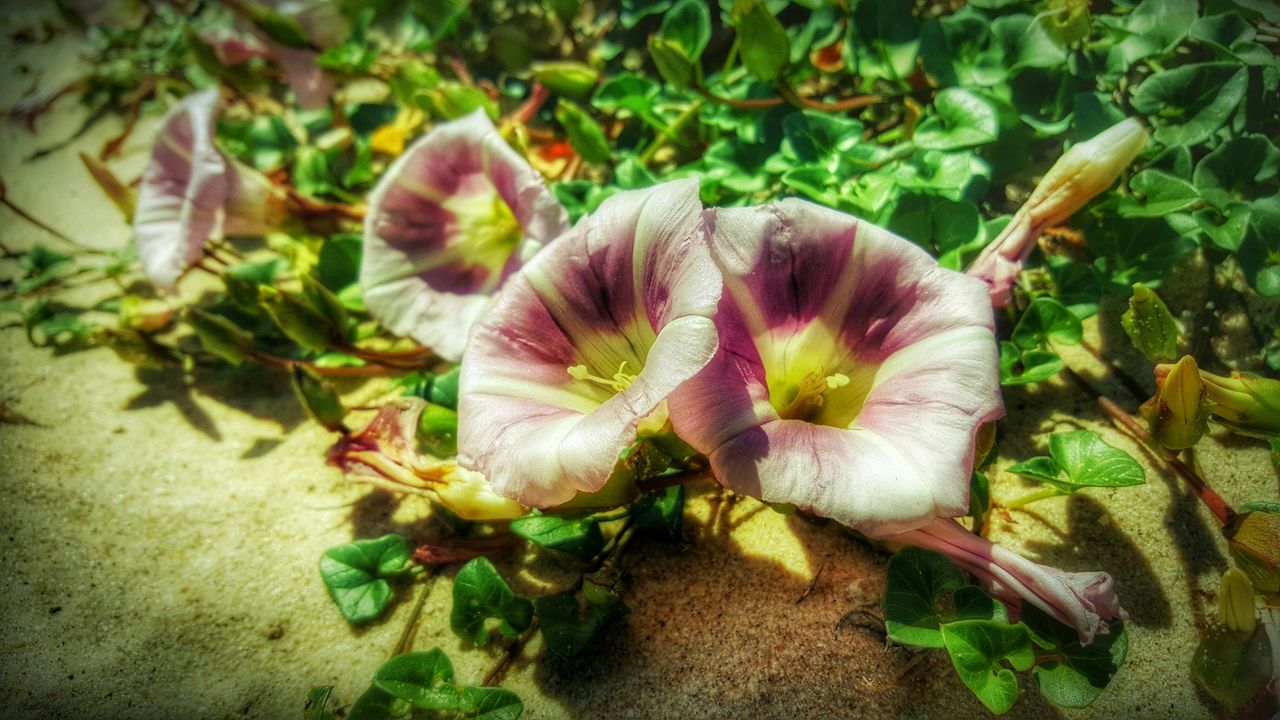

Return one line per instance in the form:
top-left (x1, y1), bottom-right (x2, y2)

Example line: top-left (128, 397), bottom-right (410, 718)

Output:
top-left (568, 361), bottom-right (638, 394)
top-left (825, 373), bottom-right (850, 390)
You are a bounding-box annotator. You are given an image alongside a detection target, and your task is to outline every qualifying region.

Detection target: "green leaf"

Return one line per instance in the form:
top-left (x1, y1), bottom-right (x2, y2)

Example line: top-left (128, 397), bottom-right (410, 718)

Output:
top-left (303, 686), bottom-right (336, 720)
top-left (1006, 456), bottom-right (1063, 484)
top-left (884, 548), bottom-right (1004, 648)
top-left (1101, 0), bottom-right (1197, 72)
top-left (914, 88), bottom-right (999, 151)
top-left (556, 100), bottom-right (612, 164)
top-left (462, 686), bottom-right (525, 720)
top-left (940, 620), bottom-right (1036, 714)
top-left (1131, 63), bottom-right (1248, 147)
top-left (660, 0), bottom-right (712, 62)
top-left (450, 557), bottom-right (534, 646)
top-left (969, 471), bottom-right (991, 536)
top-left (1120, 284), bottom-right (1179, 362)
top-left (1011, 297), bottom-right (1083, 350)
top-left (534, 591), bottom-right (630, 658)
top-left (1046, 430), bottom-right (1146, 490)
top-left (346, 684), bottom-right (396, 720)
top-left (1193, 134), bottom-right (1280, 195)
top-left (1023, 605), bottom-right (1128, 709)
top-left (884, 193), bottom-right (982, 268)
top-left (648, 36), bottom-right (695, 90)
top-left (187, 308), bottom-right (254, 366)
top-left (373, 649), bottom-right (463, 711)
top-left (315, 234), bottom-right (362, 294)
top-left (316, 8), bottom-right (376, 73)
top-left (319, 534), bottom-right (412, 624)
top-left (844, 0), bottom-right (920, 81)
top-left (290, 364), bottom-right (346, 432)
top-left (999, 342), bottom-right (1064, 386)
top-left (734, 0), bottom-right (791, 83)
top-left (630, 485), bottom-right (685, 541)
top-left (919, 9), bottom-right (1008, 88)
top-left (509, 514), bottom-right (603, 561)
top-left (592, 73), bottom-right (660, 116)
top-left (1117, 170), bottom-right (1200, 218)
top-left (17, 244), bottom-right (74, 293)
top-left (778, 111), bottom-right (864, 164)
top-left (1191, 623), bottom-right (1273, 711)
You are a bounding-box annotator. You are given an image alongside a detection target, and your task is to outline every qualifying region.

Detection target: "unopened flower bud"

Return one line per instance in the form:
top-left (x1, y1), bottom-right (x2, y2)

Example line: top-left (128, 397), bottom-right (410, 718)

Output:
top-left (531, 61), bottom-right (600, 99)
top-left (1219, 567), bottom-right (1257, 635)
top-left (290, 364), bottom-right (346, 433)
top-left (1200, 370), bottom-right (1280, 439)
top-left (1225, 504), bottom-right (1280, 594)
top-left (1141, 356), bottom-right (1210, 450)
top-left (187, 307), bottom-right (255, 366)
top-left (416, 403), bottom-right (458, 457)
top-left (648, 36), bottom-right (694, 90)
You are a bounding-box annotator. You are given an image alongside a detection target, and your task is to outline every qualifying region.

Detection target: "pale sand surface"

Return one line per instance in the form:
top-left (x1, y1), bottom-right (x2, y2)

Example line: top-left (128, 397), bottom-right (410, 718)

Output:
top-left (1, 21), bottom-right (1276, 720)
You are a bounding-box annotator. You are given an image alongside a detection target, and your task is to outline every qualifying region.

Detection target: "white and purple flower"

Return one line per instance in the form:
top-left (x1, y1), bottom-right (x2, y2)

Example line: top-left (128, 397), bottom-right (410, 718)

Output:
top-left (361, 109), bottom-right (570, 361)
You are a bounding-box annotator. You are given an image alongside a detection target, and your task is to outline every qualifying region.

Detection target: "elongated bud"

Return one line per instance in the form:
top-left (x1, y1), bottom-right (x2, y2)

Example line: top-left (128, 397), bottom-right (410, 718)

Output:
top-left (967, 118), bottom-right (1149, 307)
top-left (187, 307), bottom-right (255, 366)
top-left (531, 61), bottom-right (599, 99)
top-left (1141, 356), bottom-right (1210, 450)
top-left (290, 364), bottom-right (346, 433)
top-left (1219, 567), bottom-right (1257, 635)
top-left (1199, 371), bottom-right (1280, 439)
top-left (648, 36), bottom-right (694, 90)
top-left (1121, 283), bottom-right (1179, 363)
top-left (1225, 503), bottom-right (1280, 594)
top-left (300, 275), bottom-right (349, 342)
top-left (258, 285), bottom-right (334, 352)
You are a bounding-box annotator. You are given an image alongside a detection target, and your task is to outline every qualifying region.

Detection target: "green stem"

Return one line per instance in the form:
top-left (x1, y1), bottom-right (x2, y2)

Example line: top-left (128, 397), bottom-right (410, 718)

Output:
top-left (638, 100), bottom-right (703, 166)
top-left (1002, 486), bottom-right (1063, 511)
top-left (720, 37), bottom-right (740, 77)
top-left (482, 619), bottom-right (539, 687)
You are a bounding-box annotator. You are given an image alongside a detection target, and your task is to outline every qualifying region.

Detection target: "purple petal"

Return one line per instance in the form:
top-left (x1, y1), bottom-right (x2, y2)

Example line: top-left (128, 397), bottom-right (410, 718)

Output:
top-left (457, 179), bottom-right (720, 507)
top-left (199, 27), bottom-right (274, 66)
top-left (362, 109), bottom-right (570, 361)
top-left (888, 517), bottom-right (1127, 644)
top-left (669, 198), bottom-right (1002, 535)
top-left (276, 47), bottom-right (334, 109)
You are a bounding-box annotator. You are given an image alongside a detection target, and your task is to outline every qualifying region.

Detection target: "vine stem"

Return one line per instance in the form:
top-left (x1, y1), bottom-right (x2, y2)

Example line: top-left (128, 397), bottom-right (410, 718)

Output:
top-left (638, 99), bottom-right (703, 166)
top-left (482, 619), bottom-right (540, 687)
top-left (776, 78), bottom-right (882, 113)
top-left (248, 351), bottom-right (403, 378)
top-left (635, 466), bottom-right (713, 493)
top-left (1002, 486), bottom-right (1062, 511)
top-left (1095, 395), bottom-right (1236, 526)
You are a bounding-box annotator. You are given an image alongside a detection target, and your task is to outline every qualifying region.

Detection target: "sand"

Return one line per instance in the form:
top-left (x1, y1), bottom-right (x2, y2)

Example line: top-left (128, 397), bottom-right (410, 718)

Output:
top-left (1, 17), bottom-right (1276, 720)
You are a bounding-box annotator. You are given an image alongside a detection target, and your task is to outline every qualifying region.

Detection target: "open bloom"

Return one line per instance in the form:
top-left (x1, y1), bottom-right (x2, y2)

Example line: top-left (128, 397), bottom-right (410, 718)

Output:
top-left (134, 89), bottom-right (282, 291)
top-left (966, 118), bottom-right (1149, 307)
top-left (668, 199), bottom-right (1003, 538)
top-left (361, 109), bottom-right (570, 361)
top-left (328, 398), bottom-right (525, 521)
top-left (887, 518), bottom-right (1127, 644)
top-left (456, 179), bottom-right (720, 507)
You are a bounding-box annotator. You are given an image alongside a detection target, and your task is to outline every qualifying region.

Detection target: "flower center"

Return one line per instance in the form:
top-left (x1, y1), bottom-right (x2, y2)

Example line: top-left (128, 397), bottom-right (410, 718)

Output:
top-left (445, 189), bottom-right (523, 286)
top-left (773, 370), bottom-right (856, 422)
top-left (755, 323), bottom-right (877, 428)
top-left (568, 361), bottom-right (639, 394)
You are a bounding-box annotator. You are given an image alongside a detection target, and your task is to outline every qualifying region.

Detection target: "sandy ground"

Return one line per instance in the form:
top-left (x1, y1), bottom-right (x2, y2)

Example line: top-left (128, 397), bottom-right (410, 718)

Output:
top-left (1, 16), bottom-right (1277, 720)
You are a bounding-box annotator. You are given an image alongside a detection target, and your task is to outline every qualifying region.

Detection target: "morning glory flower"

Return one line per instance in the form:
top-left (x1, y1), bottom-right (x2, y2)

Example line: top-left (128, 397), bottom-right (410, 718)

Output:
top-left (667, 198), bottom-right (1003, 538)
top-left (456, 179), bottom-right (720, 507)
top-left (887, 517), bottom-right (1126, 644)
top-left (966, 118), bottom-right (1149, 307)
top-left (361, 109), bottom-right (570, 362)
top-left (134, 88), bottom-right (282, 291)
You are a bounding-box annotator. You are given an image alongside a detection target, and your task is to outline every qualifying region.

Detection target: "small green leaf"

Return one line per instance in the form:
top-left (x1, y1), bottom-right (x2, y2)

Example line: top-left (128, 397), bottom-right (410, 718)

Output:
top-left (1131, 63), bottom-right (1249, 147)
top-left (1047, 430), bottom-right (1146, 490)
top-left (509, 514), bottom-right (604, 561)
top-left (373, 649), bottom-right (463, 711)
top-left (1006, 456), bottom-right (1062, 484)
top-left (346, 684), bottom-right (396, 720)
top-left (648, 36), bottom-right (695, 91)
top-left (555, 100), bottom-right (612, 164)
top-left (1023, 605), bottom-right (1128, 709)
top-left (462, 686), bottom-right (524, 720)
top-left (914, 88), bottom-right (1000, 151)
top-left (999, 342), bottom-right (1064, 386)
top-left (17, 244), bottom-right (74, 293)
top-left (1120, 283), bottom-right (1179, 363)
top-left (316, 9), bottom-right (376, 73)
top-left (1011, 297), bottom-right (1083, 350)
top-left (1118, 170), bottom-right (1201, 218)
top-left (450, 557), bottom-right (534, 646)
top-left (660, 0), bottom-right (712, 62)
top-left (534, 591), bottom-right (630, 658)
top-left (940, 620), bottom-right (1036, 714)
top-left (1191, 623), bottom-right (1273, 712)
top-left (303, 686), bottom-right (336, 720)
top-left (734, 0), bottom-right (791, 82)
top-left (187, 308), bottom-right (254, 366)
top-left (258, 285), bottom-right (335, 352)
top-left (290, 364), bottom-right (346, 432)
top-left (630, 485), bottom-right (685, 542)
top-left (319, 534), bottom-right (412, 624)
top-left (885, 547), bottom-right (1001, 648)
top-left (592, 73), bottom-right (660, 116)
